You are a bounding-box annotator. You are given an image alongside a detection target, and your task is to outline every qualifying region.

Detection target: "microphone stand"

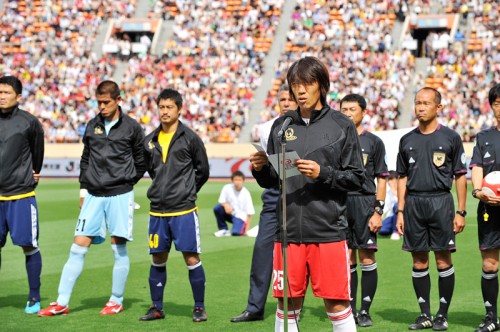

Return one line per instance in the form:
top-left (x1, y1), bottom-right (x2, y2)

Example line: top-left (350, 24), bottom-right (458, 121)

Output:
top-left (278, 131), bottom-right (288, 332)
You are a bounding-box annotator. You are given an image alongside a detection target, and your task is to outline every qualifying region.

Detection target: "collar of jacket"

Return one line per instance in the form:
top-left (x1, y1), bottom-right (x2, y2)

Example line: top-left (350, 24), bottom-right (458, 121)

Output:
top-left (151, 120), bottom-right (186, 142)
top-left (96, 106), bottom-right (124, 125)
top-left (0, 105), bottom-right (20, 118)
top-left (296, 105), bottom-right (331, 124)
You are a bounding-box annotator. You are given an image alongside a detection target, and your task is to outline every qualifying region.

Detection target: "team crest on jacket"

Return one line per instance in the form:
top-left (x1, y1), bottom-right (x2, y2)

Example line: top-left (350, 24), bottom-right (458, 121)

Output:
top-left (362, 153), bottom-right (368, 166)
top-left (285, 128), bottom-right (297, 141)
top-left (148, 140), bottom-right (154, 150)
top-left (94, 126), bottom-right (104, 135)
top-left (433, 151), bottom-right (445, 167)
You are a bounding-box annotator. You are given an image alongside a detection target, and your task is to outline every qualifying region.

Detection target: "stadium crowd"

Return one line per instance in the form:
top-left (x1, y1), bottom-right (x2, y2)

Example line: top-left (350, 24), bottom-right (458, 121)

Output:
top-left (0, 0), bottom-right (498, 144)
top-left (0, 0), bottom-right (134, 142)
top-left (416, 0), bottom-right (499, 142)
top-left (252, 0), bottom-right (416, 142)
top-left (118, 0), bottom-right (285, 143)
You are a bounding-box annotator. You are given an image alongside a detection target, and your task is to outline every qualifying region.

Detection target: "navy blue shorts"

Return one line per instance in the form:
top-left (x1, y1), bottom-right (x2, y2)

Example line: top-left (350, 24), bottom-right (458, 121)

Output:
top-left (0, 197), bottom-right (39, 248)
top-left (148, 211), bottom-right (201, 254)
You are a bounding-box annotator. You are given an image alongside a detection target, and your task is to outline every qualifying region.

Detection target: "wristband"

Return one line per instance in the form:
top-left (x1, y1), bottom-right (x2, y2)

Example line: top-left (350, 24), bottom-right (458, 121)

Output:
top-left (397, 209), bottom-right (404, 214)
top-left (79, 189), bottom-right (88, 198)
top-left (472, 189), bottom-right (481, 198)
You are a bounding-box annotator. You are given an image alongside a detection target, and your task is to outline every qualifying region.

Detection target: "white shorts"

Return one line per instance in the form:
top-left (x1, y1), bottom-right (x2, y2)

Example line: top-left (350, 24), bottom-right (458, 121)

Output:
top-left (75, 191), bottom-right (134, 244)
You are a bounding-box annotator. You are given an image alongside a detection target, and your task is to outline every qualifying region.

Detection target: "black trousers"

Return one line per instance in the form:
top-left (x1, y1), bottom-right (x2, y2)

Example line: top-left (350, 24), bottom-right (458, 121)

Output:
top-left (245, 188), bottom-right (279, 314)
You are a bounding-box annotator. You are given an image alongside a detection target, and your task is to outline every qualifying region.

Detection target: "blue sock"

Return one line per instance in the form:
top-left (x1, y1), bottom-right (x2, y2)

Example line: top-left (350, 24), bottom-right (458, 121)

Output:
top-left (25, 249), bottom-right (42, 301)
top-left (57, 244), bottom-right (88, 306)
top-left (188, 262), bottom-right (205, 308)
top-left (149, 263), bottom-right (166, 309)
top-left (110, 244), bottom-right (129, 305)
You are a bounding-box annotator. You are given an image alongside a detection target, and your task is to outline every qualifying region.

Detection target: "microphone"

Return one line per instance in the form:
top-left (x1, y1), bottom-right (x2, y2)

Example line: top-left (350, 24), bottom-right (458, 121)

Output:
top-left (277, 111), bottom-right (300, 138)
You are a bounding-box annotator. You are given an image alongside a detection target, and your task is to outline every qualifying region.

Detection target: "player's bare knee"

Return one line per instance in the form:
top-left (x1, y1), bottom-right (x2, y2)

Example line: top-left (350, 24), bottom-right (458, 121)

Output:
top-left (359, 249), bottom-right (375, 264)
top-left (73, 235), bottom-right (93, 247)
top-left (435, 250), bottom-right (452, 269)
top-left (482, 257), bottom-right (499, 272)
top-left (412, 252), bottom-right (429, 268)
top-left (21, 246), bottom-right (38, 254)
top-left (183, 252), bottom-right (200, 266)
top-left (111, 236), bottom-right (127, 245)
top-left (152, 252), bottom-right (168, 265)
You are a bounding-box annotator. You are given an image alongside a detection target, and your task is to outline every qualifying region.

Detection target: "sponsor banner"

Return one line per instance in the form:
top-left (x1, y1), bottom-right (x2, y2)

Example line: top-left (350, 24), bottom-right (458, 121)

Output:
top-left (41, 158), bottom-right (253, 178)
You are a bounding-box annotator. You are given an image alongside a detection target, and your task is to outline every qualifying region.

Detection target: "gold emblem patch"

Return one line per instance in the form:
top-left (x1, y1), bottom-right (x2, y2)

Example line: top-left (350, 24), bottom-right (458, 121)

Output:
top-left (285, 128), bottom-right (297, 141)
top-left (94, 126), bottom-right (104, 135)
top-left (433, 151), bottom-right (445, 167)
top-left (362, 153), bottom-right (368, 166)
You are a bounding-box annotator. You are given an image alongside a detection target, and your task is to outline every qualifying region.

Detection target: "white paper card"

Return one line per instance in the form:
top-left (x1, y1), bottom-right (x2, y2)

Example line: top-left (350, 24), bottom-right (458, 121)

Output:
top-left (268, 151), bottom-right (301, 179)
top-left (251, 143), bottom-right (265, 152)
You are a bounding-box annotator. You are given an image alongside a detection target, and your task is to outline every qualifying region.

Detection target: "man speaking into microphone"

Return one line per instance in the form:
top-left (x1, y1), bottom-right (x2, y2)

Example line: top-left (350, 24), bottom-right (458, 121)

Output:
top-left (231, 84), bottom-right (297, 323)
top-left (249, 56), bottom-right (365, 332)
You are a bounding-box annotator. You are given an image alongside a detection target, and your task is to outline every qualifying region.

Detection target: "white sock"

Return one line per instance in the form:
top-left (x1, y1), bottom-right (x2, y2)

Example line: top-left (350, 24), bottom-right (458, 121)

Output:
top-left (275, 308), bottom-right (300, 332)
top-left (328, 306), bottom-right (357, 331)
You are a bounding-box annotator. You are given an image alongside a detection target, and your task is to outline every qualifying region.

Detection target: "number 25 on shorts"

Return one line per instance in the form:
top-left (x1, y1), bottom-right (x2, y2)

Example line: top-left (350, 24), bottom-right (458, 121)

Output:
top-left (149, 234), bottom-right (159, 249)
top-left (272, 269), bottom-right (284, 291)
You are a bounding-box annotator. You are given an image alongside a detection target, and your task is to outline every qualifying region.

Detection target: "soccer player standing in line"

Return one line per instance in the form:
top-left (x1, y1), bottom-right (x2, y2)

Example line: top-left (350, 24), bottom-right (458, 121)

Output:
top-left (39, 80), bottom-right (146, 316)
top-left (231, 84), bottom-right (297, 322)
top-left (470, 83), bottom-right (500, 332)
top-left (250, 56), bottom-right (364, 332)
top-left (139, 88), bottom-right (209, 322)
top-left (340, 94), bottom-right (388, 327)
top-left (396, 87), bottom-right (467, 331)
top-left (0, 75), bottom-right (44, 314)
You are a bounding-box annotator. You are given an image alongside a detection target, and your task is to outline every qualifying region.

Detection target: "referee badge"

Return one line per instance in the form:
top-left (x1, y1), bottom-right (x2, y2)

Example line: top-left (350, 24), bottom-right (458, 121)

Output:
top-left (362, 153), bottom-right (368, 166)
top-left (433, 151), bottom-right (446, 167)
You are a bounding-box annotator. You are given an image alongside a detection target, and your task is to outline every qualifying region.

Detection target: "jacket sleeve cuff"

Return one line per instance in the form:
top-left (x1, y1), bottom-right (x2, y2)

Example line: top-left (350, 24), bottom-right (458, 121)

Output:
top-left (317, 166), bottom-right (334, 183)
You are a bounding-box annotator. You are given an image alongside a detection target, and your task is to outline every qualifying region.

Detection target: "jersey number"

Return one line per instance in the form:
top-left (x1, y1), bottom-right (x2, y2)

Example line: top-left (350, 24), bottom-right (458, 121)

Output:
top-left (149, 234), bottom-right (159, 249)
top-left (76, 219), bottom-right (86, 232)
top-left (272, 269), bottom-right (284, 291)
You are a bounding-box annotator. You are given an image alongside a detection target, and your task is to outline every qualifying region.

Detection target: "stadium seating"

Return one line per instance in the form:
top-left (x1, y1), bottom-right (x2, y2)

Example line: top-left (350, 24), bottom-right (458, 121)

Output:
top-left (119, 0), bottom-right (285, 143)
top-left (0, 0), bottom-right (496, 144)
top-left (252, 0), bottom-right (414, 142)
top-left (0, 0), bottom-right (134, 142)
top-left (416, 0), bottom-right (499, 142)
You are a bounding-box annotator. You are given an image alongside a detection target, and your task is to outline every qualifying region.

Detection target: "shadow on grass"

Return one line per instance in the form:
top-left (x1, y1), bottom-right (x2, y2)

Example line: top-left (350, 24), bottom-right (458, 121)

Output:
top-left (0, 293), bottom-right (29, 309)
top-left (75, 296), bottom-right (143, 312)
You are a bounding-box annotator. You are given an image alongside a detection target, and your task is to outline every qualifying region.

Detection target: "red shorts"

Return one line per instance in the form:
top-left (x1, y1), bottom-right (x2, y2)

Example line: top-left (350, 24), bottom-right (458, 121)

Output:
top-left (272, 241), bottom-right (351, 300)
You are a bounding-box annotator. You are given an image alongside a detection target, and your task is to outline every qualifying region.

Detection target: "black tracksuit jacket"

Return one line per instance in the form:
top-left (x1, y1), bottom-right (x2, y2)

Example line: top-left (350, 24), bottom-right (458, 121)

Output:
top-left (143, 121), bottom-right (209, 214)
top-left (0, 106), bottom-right (44, 196)
top-left (79, 110), bottom-right (146, 196)
top-left (252, 106), bottom-right (365, 243)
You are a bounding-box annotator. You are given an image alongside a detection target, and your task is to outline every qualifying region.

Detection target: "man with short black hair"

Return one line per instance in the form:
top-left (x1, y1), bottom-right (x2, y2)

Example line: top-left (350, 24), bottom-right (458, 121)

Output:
top-left (39, 80), bottom-right (146, 317)
top-left (213, 171), bottom-right (255, 237)
top-left (470, 83), bottom-right (500, 332)
top-left (341, 93), bottom-right (389, 327)
top-left (396, 87), bottom-right (467, 331)
top-left (139, 88), bottom-right (210, 322)
top-left (0, 75), bottom-right (44, 314)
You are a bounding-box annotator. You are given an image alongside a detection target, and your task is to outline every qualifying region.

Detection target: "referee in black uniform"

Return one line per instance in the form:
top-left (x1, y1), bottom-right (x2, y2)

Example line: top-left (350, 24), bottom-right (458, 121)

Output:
top-left (470, 83), bottom-right (500, 332)
top-left (340, 93), bottom-right (388, 327)
top-left (396, 87), bottom-right (467, 331)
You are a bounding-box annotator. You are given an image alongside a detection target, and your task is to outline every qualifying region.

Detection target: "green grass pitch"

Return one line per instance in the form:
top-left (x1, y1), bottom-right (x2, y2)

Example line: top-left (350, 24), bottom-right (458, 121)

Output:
top-left (0, 179), bottom-right (490, 331)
